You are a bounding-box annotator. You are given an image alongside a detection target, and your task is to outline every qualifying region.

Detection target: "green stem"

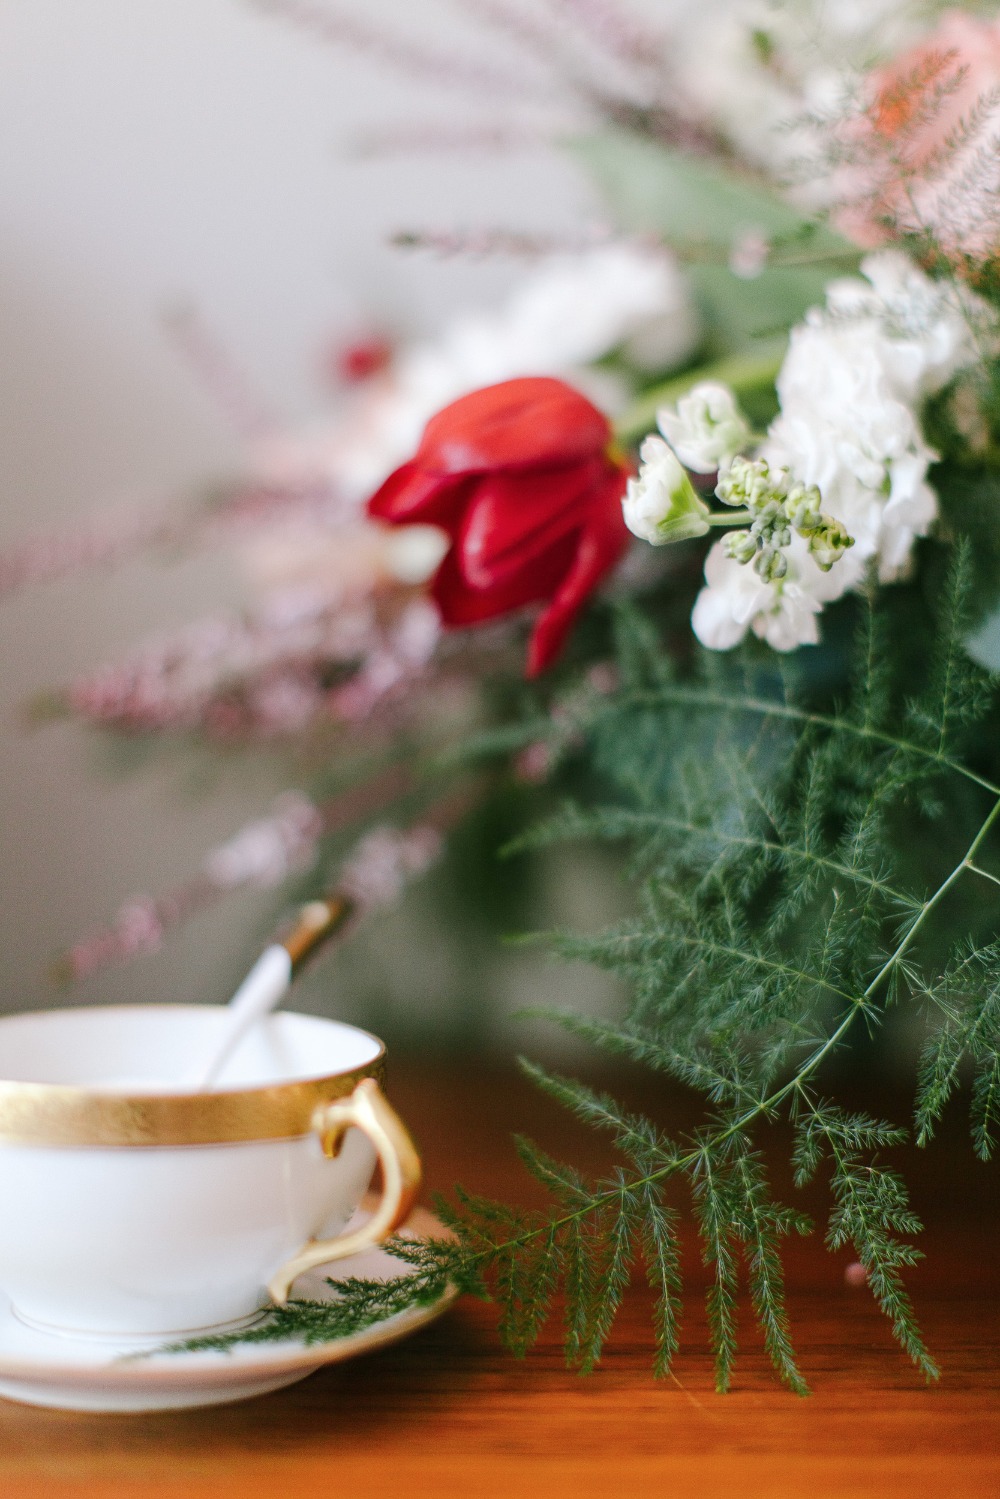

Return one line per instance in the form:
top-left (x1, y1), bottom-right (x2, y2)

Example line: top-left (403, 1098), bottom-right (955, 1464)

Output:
top-left (459, 789), bottom-right (1000, 1262)
top-left (625, 686), bottom-right (1000, 798)
top-left (613, 347), bottom-right (786, 447)
top-left (706, 509), bottom-right (751, 526)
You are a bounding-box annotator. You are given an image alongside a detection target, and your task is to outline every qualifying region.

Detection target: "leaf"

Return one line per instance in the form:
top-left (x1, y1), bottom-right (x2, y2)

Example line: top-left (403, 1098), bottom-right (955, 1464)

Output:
top-left (573, 130), bottom-right (858, 353)
top-left (382, 569), bottom-right (998, 1389)
top-left (689, 1146), bottom-right (740, 1393)
top-left (729, 1146), bottom-right (811, 1396)
top-left (637, 1183), bottom-right (683, 1378)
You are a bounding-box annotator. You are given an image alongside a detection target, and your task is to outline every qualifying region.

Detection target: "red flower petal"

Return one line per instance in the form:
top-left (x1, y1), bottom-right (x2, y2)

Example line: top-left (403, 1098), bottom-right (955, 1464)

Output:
top-left (417, 378), bottom-right (611, 475)
top-left (367, 461), bottom-right (469, 527)
top-left (526, 470), bottom-right (630, 677)
top-left (431, 529), bottom-right (579, 626)
top-left (455, 457), bottom-right (608, 591)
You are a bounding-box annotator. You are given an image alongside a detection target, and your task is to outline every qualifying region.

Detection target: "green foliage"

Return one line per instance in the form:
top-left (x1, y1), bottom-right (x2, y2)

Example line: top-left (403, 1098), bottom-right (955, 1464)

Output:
top-left (175, 550), bottom-right (998, 1393)
top-left (574, 131), bottom-right (859, 356)
top-left (441, 546), bottom-right (998, 1392)
top-left (160, 1238), bottom-right (476, 1354)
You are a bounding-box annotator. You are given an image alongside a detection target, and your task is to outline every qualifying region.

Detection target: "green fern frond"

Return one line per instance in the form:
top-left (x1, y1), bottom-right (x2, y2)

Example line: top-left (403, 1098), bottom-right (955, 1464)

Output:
top-left (170, 554), bottom-right (997, 1391)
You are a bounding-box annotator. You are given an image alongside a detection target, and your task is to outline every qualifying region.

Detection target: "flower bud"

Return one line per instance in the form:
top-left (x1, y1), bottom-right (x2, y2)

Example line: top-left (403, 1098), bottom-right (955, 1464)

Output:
top-left (807, 519), bottom-right (855, 571)
top-left (657, 382), bottom-right (751, 475)
top-left (754, 547), bottom-right (788, 582)
top-left (623, 435), bottom-right (711, 545)
top-left (717, 455), bottom-right (788, 511)
top-left (724, 530), bottom-right (759, 566)
top-left (784, 483), bottom-right (824, 533)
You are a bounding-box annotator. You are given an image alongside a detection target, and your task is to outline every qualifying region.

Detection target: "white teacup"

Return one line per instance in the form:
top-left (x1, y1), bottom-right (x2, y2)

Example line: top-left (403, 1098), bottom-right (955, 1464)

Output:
top-left (0, 1005), bottom-right (421, 1342)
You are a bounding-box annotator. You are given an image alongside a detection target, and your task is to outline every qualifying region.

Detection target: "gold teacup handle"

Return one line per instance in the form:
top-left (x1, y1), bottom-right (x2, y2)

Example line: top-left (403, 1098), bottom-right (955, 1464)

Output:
top-left (267, 1077), bottom-right (422, 1307)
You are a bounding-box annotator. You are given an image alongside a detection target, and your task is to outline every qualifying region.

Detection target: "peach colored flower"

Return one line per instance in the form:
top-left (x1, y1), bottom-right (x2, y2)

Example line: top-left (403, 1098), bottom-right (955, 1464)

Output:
top-left (840, 10), bottom-right (1000, 272)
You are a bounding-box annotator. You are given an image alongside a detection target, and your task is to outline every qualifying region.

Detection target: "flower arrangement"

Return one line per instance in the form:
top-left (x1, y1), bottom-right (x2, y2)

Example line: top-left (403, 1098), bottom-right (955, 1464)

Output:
top-left (8, 1), bottom-right (1000, 1389)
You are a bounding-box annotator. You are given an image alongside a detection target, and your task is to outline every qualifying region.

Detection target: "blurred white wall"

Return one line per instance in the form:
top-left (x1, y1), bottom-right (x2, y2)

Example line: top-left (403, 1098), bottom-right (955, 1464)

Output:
top-left (0, 0), bottom-right (599, 1022)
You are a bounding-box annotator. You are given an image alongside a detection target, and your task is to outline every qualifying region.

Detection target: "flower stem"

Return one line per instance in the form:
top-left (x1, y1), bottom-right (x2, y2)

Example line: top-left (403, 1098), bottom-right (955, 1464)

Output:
top-left (706, 509), bottom-right (751, 526)
top-left (449, 787), bottom-right (1000, 1275)
top-left (613, 346), bottom-right (786, 446)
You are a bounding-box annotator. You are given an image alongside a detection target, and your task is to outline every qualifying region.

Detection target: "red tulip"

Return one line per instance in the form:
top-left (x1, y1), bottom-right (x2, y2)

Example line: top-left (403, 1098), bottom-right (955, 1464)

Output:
top-left (367, 378), bottom-right (631, 676)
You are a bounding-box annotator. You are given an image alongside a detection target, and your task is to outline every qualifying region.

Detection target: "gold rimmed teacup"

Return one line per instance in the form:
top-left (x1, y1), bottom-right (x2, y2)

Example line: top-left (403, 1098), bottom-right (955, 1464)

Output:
top-left (0, 1006), bottom-right (421, 1341)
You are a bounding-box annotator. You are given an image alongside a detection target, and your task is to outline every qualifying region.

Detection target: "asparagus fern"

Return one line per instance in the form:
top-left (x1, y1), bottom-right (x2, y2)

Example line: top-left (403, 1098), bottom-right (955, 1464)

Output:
top-left (176, 548), bottom-right (998, 1392)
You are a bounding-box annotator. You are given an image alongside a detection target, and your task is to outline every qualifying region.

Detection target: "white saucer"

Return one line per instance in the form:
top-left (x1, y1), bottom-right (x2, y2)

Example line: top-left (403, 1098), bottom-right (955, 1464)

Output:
top-left (0, 1203), bottom-right (457, 1412)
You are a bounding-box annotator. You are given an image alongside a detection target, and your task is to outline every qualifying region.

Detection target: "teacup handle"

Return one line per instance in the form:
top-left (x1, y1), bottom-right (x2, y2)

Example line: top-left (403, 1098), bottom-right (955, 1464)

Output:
top-left (267, 1077), bottom-right (422, 1307)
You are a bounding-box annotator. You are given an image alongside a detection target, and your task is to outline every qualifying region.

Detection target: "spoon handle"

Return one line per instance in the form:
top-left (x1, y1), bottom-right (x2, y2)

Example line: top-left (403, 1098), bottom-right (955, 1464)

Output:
top-left (189, 895), bottom-right (354, 1090)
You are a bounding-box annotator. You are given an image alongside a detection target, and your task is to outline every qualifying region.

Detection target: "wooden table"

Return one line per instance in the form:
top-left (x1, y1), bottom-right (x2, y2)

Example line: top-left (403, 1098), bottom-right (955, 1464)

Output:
top-left (1, 1061), bottom-right (997, 1498)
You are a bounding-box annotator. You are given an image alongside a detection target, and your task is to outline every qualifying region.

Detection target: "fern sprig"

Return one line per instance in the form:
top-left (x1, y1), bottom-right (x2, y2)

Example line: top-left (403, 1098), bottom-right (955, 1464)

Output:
top-left (173, 567), bottom-right (998, 1393)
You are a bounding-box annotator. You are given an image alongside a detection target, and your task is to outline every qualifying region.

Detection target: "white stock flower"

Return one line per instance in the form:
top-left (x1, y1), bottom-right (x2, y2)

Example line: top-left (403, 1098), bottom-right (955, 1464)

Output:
top-left (825, 253), bottom-right (984, 401)
top-left (497, 243), bottom-right (700, 376)
top-left (763, 255), bottom-right (984, 585)
top-left (766, 330), bottom-right (933, 584)
top-left (691, 536), bottom-right (829, 653)
top-left (623, 436), bottom-right (710, 545)
top-left (690, 251), bottom-right (987, 651)
top-left (657, 382), bottom-right (751, 474)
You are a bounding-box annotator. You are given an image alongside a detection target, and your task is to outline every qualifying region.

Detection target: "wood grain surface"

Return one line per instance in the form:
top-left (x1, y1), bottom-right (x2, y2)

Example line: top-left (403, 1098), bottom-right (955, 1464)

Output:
top-left (1, 1059), bottom-right (997, 1499)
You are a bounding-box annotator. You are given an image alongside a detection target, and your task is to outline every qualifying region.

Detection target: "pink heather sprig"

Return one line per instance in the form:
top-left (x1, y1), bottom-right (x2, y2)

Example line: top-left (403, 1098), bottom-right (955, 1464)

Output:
top-left (0, 480), bottom-right (353, 605)
top-left (449, 0), bottom-right (667, 115)
top-left (55, 798), bottom-right (444, 987)
top-left (200, 479), bottom-right (355, 536)
top-left (251, 0), bottom-right (541, 100)
top-left (331, 598), bottom-right (441, 724)
top-left (339, 823), bottom-right (443, 912)
top-left (449, 0), bottom-right (602, 105)
top-left (163, 305), bottom-right (281, 443)
top-left (390, 223), bottom-right (614, 259)
top-left (65, 587), bottom-right (439, 739)
top-left (451, 0), bottom-right (573, 70)
top-left (514, 659), bottom-right (619, 783)
top-left (0, 504), bottom-right (184, 602)
top-left (203, 792), bottom-right (324, 890)
top-left (543, 0), bottom-right (666, 72)
top-left (352, 121), bottom-right (551, 158)
top-left (57, 792), bottom-right (325, 984)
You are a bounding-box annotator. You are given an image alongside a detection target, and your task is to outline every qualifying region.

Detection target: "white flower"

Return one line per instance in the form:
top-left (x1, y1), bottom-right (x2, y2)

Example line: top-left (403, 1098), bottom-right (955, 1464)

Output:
top-left (675, 1), bottom-right (928, 179)
top-left (496, 243), bottom-right (700, 376)
top-left (693, 250), bottom-right (989, 654)
top-left (762, 253), bottom-right (987, 588)
top-left (319, 243), bottom-right (699, 503)
top-left (692, 536), bottom-right (829, 653)
top-left (825, 252), bottom-right (984, 401)
top-left (384, 525), bottom-right (449, 586)
top-left (765, 321), bottom-right (936, 582)
top-left (623, 436), bottom-right (710, 544)
top-left (657, 382), bottom-right (751, 474)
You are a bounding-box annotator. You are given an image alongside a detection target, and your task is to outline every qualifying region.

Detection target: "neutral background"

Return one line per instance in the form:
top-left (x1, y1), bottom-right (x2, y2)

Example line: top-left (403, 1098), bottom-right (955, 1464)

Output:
top-left (0, 0), bottom-right (641, 1037)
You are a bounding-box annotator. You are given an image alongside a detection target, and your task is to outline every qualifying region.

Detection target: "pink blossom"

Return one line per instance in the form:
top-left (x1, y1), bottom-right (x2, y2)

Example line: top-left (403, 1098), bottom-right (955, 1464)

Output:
top-left (840, 12), bottom-right (1000, 270)
top-left (339, 824), bottom-right (443, 911)
top-left (56, 803), bottom-right (443, 986)
top-left (203, 793), bottom-right (323, 890)
top-left (515, 740), bottom-right (554, 784)
top-left (65, 582), bottom-right (440, 740)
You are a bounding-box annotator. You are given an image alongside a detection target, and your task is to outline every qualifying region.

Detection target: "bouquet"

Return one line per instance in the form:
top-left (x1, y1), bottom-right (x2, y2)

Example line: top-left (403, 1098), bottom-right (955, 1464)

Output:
top-left (8, 1), bottom-right (1000, 1390)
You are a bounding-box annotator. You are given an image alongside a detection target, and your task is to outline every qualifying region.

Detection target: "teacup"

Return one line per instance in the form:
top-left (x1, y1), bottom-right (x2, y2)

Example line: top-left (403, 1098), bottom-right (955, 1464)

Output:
top-left (0, 1005), bottom-right (421, 1342)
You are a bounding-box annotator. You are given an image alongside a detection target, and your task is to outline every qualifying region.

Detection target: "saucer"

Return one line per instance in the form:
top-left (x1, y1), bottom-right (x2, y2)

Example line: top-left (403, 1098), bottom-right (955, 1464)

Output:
top-left (0, 1203), bottom-right (457, 1412)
